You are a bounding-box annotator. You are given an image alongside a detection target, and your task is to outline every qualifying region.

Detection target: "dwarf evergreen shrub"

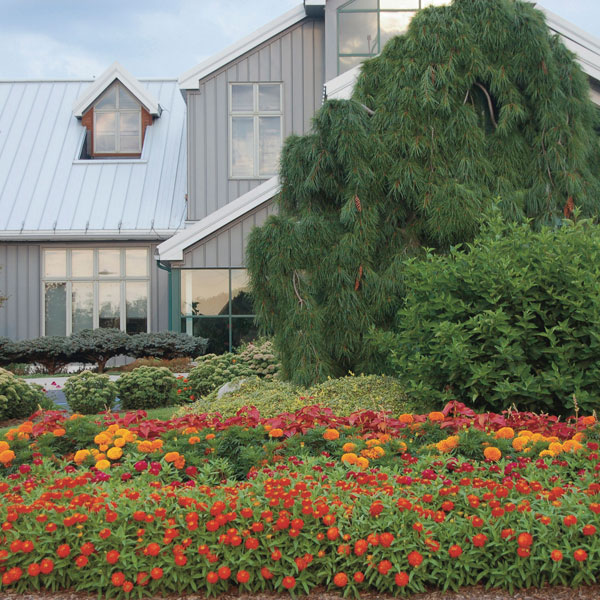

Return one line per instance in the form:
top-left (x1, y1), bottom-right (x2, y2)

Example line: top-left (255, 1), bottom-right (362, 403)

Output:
top-left (385, 215), bottom-right (600, 416)
top-left (117, 366), bottom-right (178, 410)
top-left (63, 371), bottom-right (117, 415)
top-left (247, 0), bottom-right (600, 386)
top-left (0, 368), bottom-right (45, 420)
top-left (236, 339), bottom-right (280, 379)
top-left (188, 354), bottom-right (253, 398)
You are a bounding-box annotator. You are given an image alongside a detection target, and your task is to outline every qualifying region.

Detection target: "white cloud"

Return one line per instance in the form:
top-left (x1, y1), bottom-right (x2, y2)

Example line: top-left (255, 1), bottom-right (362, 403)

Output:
top-left (0, 32), bottom-right (106, 79)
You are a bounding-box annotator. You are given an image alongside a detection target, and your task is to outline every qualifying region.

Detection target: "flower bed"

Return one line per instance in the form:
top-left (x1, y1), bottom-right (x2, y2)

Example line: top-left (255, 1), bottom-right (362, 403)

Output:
top-left (0, 402), bottom-right (598, 597)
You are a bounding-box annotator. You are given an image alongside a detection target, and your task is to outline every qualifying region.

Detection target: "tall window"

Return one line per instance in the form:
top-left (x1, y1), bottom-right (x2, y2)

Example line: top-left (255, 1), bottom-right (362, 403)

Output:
top-left (94, 81), bottom-right (142, 154)
top-left (337, 0), bottom-right (448, 74)
top-left (230, 83), bottom-right (282, 178)
top-left (42, 248), bottom-right (149, 336)
top-left (180, 269), bottom-right (257, 354)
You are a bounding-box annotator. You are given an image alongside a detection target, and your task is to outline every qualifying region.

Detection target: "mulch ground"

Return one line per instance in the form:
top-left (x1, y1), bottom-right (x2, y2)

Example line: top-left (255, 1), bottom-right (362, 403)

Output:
top-left (4, 585), bottom-right (600, 600)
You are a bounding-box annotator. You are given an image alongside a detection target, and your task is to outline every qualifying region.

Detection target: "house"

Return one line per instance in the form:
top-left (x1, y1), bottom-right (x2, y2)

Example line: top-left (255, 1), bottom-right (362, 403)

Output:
top-left (1, 1), bottom-right (600, 354)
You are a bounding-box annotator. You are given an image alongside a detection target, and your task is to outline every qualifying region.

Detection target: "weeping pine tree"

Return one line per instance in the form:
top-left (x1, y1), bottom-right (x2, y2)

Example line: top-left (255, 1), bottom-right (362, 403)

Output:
top-left (247, 0), bottom-right (600, 386)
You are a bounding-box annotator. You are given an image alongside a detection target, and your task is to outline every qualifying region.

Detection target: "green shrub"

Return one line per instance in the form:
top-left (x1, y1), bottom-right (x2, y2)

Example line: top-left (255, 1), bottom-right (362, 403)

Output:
top-left (308, 374), bottom-right (414, 415)
top-left (0, 367), bottom-right (46, 420)
top-left (117, 366), bottom-right (178, 410)
top-left (385, 215), bottom-right (600, 416)
top-left (62, 371), bottom-right (117, 414)
top-left (181, 374), bottom-right (412, 418)
top-left (70, 328), bottom-right (129, 373)
top-left (126, 332), bottom-right (208, 360)
top-left (17, 336), bottom-right (75, 374)
top-left (188, 353), bottom-right (253, 398)
top-left (182, 378), bottom-right (303, 418)
top-left (236, 338), bottom-right (280, 379)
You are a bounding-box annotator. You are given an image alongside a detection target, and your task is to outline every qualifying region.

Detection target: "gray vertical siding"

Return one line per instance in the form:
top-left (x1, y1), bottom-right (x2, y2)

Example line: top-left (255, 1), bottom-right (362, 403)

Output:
top-left (187, 18), bottom-right (325, 221)
top-left (182, 202), bottom-right (276, 268)
top-left (0, 242), bottom-right (169, 341)
top-left (0, 244), bottom-right (41, 340)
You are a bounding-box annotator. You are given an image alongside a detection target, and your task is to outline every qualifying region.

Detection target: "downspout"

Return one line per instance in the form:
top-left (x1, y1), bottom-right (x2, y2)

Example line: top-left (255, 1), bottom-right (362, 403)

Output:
top-left (156, 260), bottom-right (173, 331)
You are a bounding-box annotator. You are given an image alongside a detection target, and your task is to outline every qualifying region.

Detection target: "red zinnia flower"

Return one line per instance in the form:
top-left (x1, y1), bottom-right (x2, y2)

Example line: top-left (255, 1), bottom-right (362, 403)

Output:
top-left (260, 567), bottom-right (273, 580)
top-left (517, 547), bottom-right (530, 558)
top-left (517, 533), bottom-right (533, 548)
top-left (407, 551), bottom-right (423, 567)
top-left (27, 563), bottom-right (40, 577)
top-left (448, 544), bottom-right (462, 558)
top-left (282, 575), bottom-right (296, 589)
top-left (334, 573), bottom-right (348, 587)
top-left (574, 549), bottom-right (588, 562)
top-left (583, 525), bottom-right (597, 536)
top-left (40, 558), bottom-right (54, 574)
top-left (206, 571), bottom-right (219, 584)
top-left (237, 570), bottom-right (250, 584)
top-left (75, 555), bottom-right (88, 568)
top-left (354, 572), bottom-right (365, 583)
top-left (378, 559), bottom-right (392, 575)
top-left (472, 534), bottom-right (488, 547)
top-left (111, 572), bottom-right (125, 587)
top-left (56, 544), bottom-right (70, 558)
top-left (106, 550), bottom-right (119, 564)
top-left (551, 550), bottom-right (563, 562)
top-left (563, 515), bottom-right (577, 527)
top-left (395, 571), bottom-right (410, 587)
top-left (150, 567), bottom-right (163, 580)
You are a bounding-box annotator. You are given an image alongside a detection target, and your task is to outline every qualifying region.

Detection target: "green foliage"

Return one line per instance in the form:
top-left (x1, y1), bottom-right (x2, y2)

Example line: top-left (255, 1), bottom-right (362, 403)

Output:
top-left (188, 353), bottom-right (253, 398)
top-left (117, 366), bottom-right (178, 410)
top-left (17, 336), bottom-right (75, 375)
top-left (182, 378), bottom-right (303, 418)
top-left (126, 332), bottom-right (208, 360)
top-left (62, 371), bottom-right (117, 415)
top-left (70, 328), bottom-right (130, 373)
top-left (182, 374), bottom-right (413, 418)
top-left (0, 367), bottom-right (45, 420)
top-left (0, 338), bottom-right (18, 368)
top-left (247, 0), bottom-right (600, 386)
top-left (213, 426), bottom-right (270, 480)
top-left (235, 338), bottom-right (280, 379)
top-left (385, 215), bottom-right (600, 416)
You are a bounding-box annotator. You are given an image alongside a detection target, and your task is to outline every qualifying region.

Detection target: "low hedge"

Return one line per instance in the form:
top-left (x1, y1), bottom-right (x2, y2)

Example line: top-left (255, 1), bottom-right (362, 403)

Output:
top-left (0, 368), bottom-right (45, 420)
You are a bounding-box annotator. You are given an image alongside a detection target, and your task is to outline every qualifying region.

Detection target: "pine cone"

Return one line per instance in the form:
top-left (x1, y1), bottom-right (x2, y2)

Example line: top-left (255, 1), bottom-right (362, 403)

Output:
top-left (354, 195), bottom-right (362, 212)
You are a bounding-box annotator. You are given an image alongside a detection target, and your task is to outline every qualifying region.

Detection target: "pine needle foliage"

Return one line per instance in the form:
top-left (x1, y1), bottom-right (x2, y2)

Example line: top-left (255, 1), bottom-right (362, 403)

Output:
top-left (247, 0), bottom-right (600, 387)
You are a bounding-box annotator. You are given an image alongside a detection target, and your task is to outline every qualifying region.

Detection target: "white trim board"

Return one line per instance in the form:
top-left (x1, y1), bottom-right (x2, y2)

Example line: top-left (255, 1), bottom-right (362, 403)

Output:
top-left (73, 61), bottom-right (162, 118)
top-left (178, 5), bottom-right (307, 89)
top-left (156, 176), bottom-right (280, 261)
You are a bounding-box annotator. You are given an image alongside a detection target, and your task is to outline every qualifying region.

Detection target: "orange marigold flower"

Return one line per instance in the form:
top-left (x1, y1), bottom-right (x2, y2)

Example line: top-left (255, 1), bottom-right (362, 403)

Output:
top-left (428, 412), bottom-right (445, 422)
top-left (106, 447), bottom-right (123, 461)
top-left (0, 450), bottom-right (15, 465)
top-left (341, 453), bottom-right (358, 465)
top-left (398, 414), bottom-right (414, 424)
top-left (323, 429), bottom-right (340, 441)
top-left (484, 447), bottom-right (502, 462)
top-left (342, 442), bottom-right (356, 453)
top-left (269, 428), bottom-right (284, 438)
top-left (188, 436), bottom-right (201, 445)
top-left (52, 428), bottom-right (66, 437)
top-left (495, 427), bottom-right (515, 439)
top-left (356, 457), bottom-right (369, 470)
top-left (205, 433), bottom-right (216, 440)
top-left (582, 415), bottom-right (596, 427)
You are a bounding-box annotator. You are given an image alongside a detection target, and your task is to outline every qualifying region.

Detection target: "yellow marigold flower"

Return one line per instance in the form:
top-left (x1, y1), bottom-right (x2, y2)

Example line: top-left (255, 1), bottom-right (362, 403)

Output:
top-left (483, 446), bottom-right (502, 461)
top-left (549, 442), bottom-right (563, 455)
top-left (378, 434), bottom-right (391, 444)
top-left (107, 424), bottom-right (119, 434)
top-left (99, 444), bottom-right (109, 452)
top-left (518, 430), bottom-right (533, 438)
top-left (342, 442), bottom-right (356, 453)
top-left (494, 427), bottom-right (515, 439)
top-left (94, 433), bottom-right (111, 446)
top-left (106, 447), bottom-right (123, 461)
top-left (572, 432), bottom-right (584, 442)
top-left (366, 439), bottom-right (380, 448)
top-left (539, 450), bottom-right (554, 458)
top-left (396, 441), bottom-right (408, 453)
top-left (530, 433), bottom-right (544, 443)
top-left (341, 453), bottom-right (358, 465)
top-left (269, 428), bottom-right (284, 438)
top-left (0, 450), bottom-right (15, 465)
top-left (95, 459), bottom-right (110, 470)
top-left (512, 437), bottom-right (528, 452)
top-left (113, 437), bottom-right (127, 448)
top-left (183, 427), bottom-right (198, 434)
top-left (428, 412), bottom-right (445, 422)
top-left (0, 441), bottom-right (9, 453)
top-left (372, 446), bottom-right (385, 458)
top-left (355, 457), bottom-right (369, 470)
top-left (188, 436), bottom-right (201, 445)
top-left (546, 436), bottom-right (559, 443)
top-left (323, 428), bottom-right (340, 441)
top-left (398, 414), bottom-right (414, 424)
top-left (73, 449), bottom-right (90, 464)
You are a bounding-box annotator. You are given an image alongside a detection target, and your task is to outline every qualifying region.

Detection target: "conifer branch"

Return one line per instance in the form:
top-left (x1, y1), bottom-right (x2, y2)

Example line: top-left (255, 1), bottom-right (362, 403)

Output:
top-left (473, 83), bottom-right (498, 129)
top-left (292, 270), bottom-right (305, 307)
top-left (541, 130), bottom-right (554, 186)
top-left (360, 103), bottom-right (375, 116)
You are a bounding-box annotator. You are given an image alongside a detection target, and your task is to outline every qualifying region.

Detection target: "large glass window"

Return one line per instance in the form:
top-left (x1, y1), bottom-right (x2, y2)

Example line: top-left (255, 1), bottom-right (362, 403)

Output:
top-left (180, 269), bottom-right (257, 353)
top-left (42, 247), bottom-right (149, 335)
top-left (230, 83), bottom-right (282, 178)
top-left (93, 81), bottom-right (142, 154)
top-left (337, 0), bottom-right (449, 74)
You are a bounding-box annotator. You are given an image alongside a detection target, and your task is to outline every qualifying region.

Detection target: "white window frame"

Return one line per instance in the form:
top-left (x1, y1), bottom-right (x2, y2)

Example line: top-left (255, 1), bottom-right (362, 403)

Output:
top-left (41, 247), bottom-right (151, 336)
top-left (93, 82), bottom-right (142, 155)
top-left (229, 82), bottom-right (283, 179)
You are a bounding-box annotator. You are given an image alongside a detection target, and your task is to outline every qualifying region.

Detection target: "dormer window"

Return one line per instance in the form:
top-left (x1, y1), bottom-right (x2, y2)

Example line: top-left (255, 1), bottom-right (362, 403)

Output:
top-left (93, 82), bottom-right (142, 154)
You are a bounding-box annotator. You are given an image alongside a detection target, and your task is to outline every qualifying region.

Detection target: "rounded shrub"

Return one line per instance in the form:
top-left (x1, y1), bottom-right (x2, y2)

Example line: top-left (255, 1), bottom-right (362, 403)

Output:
top-left (386, 215), bottom-right (600, 416)
top-left (188, 354), bottom-right (253, 398)
top-left (117, 366), bottom-right (178, 410)
top-left (0, 367), bottom-right (46, 420)
top-left (62, 371), bottom-right (117, 414)
top-left (236, 338), bottom-right (280, 379)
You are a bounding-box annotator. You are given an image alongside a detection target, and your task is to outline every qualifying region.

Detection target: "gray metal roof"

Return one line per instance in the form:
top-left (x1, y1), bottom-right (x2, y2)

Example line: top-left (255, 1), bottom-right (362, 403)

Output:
top-left (0, 78), bottom-right (186, 240)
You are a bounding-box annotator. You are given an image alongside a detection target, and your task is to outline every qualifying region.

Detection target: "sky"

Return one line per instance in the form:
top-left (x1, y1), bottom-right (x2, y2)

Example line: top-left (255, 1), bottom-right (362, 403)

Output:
top-left (0, 0), bottom-right (598, 80)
